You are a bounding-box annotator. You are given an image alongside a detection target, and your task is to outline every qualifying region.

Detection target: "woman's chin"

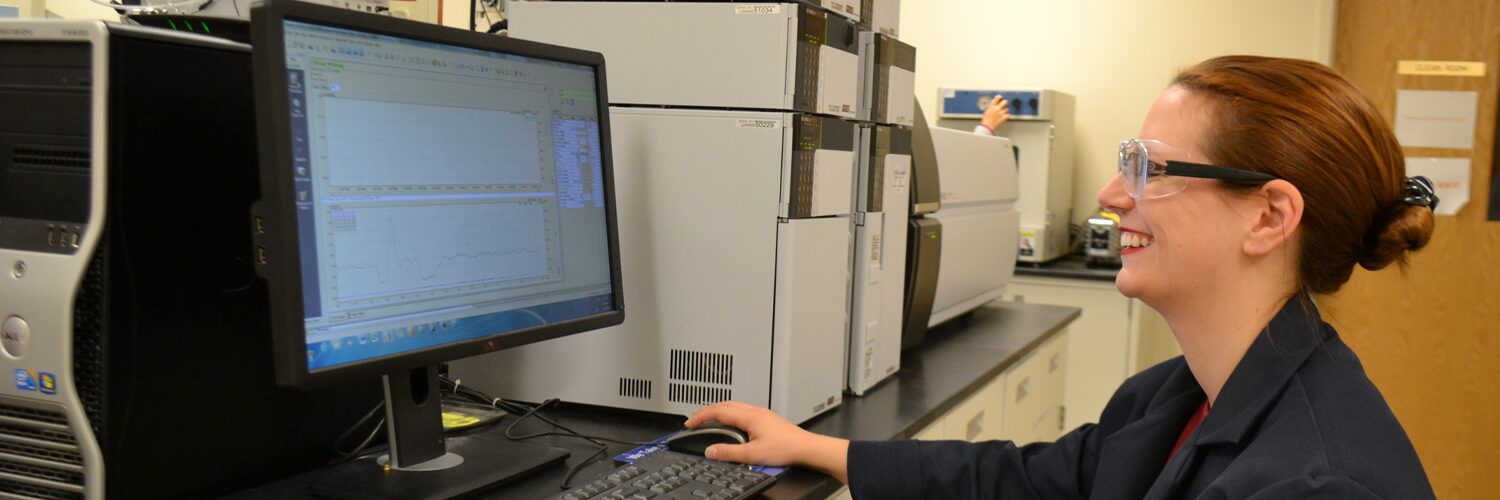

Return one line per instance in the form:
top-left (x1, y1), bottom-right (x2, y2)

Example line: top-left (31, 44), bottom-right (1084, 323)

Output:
top-left (1113, 269), bottom-right (1146, 299)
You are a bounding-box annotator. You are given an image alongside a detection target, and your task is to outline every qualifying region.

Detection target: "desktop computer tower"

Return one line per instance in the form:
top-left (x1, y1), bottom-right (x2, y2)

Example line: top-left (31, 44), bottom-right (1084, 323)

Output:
top-left (452, 107), bottom-right (854, 424)
top-left (0, 21), bottom-right (379, 499)
top-left (846, 124), bottom-right (910, 395)
top-left (937, 88), bottom-right (1075, 263)
top-left (508, 2), bottom-right (861, 119)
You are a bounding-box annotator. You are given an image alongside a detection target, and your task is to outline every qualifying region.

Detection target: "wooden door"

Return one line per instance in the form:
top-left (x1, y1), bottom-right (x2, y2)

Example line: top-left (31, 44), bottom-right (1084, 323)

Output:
top-left (1327, 1), bottom-right (1500, 496)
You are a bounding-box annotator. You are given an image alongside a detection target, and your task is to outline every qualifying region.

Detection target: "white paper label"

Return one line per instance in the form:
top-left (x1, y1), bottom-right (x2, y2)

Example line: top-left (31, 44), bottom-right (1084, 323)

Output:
top-left (736, 119), bottom-right (781, 129)
top-left (735, 5), bottom-right (781, 14)
top-left (1395, 89), bottom-right (1479, 149)
top-left (1405, 157), bottom-right (1471, 216)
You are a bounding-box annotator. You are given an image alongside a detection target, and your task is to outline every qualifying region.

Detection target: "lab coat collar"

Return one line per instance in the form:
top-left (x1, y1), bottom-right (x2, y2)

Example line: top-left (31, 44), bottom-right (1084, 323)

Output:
top-left (1093, 361), bottom-right (1205, 499)
top-left (1195, 295), bottom-right (1331, 446)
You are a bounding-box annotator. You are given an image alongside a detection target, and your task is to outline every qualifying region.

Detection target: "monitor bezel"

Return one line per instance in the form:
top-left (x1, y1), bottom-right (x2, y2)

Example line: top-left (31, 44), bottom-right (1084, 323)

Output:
top-left (251, 0), bottom-right (624, 389)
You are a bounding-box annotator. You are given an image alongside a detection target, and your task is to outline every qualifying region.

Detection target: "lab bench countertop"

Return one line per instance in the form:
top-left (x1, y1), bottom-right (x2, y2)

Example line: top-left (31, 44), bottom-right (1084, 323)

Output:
top-left (218, 301), bottom-right (1080, 500)
top-left (1015, 254), bottom-right (1122, 282)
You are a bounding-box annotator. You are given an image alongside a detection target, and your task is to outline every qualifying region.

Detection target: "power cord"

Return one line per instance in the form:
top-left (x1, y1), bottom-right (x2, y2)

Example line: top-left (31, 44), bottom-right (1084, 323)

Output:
top-left (325, 377), bottom-right (657, 489)
top-left (442, 378), bottom-right (657, 490)
top-left (327, 401), bottom-right (386, 466)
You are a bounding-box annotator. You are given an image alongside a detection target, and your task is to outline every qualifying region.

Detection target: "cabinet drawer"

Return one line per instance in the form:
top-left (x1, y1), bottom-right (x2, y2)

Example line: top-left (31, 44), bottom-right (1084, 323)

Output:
top-left (943, 371), bottom-right (1006, 442)
top-left (912, 418), bottom-right (945, 441)
top-left (1036, 331), bottom-right (1068, 441)
top-left (1001, 332), bottom-right (1066, 445)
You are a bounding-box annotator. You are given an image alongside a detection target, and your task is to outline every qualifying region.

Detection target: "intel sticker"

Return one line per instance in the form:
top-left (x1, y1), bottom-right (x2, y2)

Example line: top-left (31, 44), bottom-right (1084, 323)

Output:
top-left (14, 369), bottom-right (35, 391)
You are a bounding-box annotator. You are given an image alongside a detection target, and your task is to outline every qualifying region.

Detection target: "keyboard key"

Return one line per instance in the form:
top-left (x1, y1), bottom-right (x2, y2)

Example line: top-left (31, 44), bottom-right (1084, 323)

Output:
top-left (550, 450), bottom-right (774, 500)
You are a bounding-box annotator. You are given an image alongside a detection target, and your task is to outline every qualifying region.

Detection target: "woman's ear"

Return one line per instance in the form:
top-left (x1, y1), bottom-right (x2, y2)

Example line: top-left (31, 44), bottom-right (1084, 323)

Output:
top-left (1243, 179), bottom-right (1304, 257)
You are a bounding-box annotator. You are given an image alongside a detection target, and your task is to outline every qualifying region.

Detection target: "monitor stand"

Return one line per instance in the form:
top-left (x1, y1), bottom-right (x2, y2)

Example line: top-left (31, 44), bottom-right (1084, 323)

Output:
top-left (310, 364), bottom-right (569, 499)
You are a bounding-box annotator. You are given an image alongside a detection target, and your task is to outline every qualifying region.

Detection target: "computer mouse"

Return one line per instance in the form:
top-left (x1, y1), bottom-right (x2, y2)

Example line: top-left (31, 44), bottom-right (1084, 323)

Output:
top-left (663, 421), bottom-right (749, 456)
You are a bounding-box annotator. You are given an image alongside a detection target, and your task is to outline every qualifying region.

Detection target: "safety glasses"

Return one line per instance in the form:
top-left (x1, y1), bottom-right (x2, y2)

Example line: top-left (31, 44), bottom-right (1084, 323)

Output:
top-left (1118, 138), bottom-right (1279, 199)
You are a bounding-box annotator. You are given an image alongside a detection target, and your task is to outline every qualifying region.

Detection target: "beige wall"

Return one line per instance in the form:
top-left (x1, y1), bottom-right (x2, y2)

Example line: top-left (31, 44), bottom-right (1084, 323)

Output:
top-left (902, 0), bottom-right (1337, 224)
top-left (45, 0), bottom-right (118, 19)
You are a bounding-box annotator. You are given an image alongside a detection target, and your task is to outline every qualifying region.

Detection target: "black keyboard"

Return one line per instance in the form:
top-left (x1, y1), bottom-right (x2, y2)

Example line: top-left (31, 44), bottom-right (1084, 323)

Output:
top-left (550, 449), bottom-right (776, 500)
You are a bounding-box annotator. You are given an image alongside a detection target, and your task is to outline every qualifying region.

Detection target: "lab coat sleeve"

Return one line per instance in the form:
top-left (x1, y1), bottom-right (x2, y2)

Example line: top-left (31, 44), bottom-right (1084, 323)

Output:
top-left (846, 423), bottom-right (1099, 500)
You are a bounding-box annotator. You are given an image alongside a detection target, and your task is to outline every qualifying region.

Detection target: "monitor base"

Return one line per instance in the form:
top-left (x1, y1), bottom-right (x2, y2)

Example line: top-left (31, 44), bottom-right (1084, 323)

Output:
top-left (309, 432), bottom-right (569, 500)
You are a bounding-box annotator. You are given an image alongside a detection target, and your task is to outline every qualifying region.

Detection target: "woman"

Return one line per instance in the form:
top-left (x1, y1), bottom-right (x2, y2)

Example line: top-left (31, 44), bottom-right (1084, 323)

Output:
top-left (685, 55), bottom-right (1438, 499)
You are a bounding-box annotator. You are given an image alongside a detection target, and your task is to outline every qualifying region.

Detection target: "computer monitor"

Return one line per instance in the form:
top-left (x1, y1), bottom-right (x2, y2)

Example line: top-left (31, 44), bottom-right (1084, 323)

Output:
top-left (249, 0), bottom-right (623, 497)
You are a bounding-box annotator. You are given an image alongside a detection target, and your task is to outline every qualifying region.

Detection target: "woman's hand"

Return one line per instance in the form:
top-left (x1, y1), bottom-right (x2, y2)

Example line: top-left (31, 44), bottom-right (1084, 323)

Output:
top-left (686, 401), bottom-right (850, 483)
top-left (981, 95), bottom-right (1011, 132)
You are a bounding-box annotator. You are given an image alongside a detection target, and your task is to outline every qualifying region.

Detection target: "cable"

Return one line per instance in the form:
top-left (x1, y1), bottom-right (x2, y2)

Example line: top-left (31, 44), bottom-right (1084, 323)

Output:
top-left (502, 399), bottom-right (657, 489)
top-left (331, 417), bottom-right (386, 465)
top-left (327, 402), bottom-right (387, 466)
top-left (442, 378), bottom-right (658, 489)
top-left (505, 405), bottom-right (657, 447)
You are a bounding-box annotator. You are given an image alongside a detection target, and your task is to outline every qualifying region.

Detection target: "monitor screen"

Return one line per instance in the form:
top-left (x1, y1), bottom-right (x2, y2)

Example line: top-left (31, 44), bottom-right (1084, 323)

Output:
top-left (269, 15), bottom-right (620, 378)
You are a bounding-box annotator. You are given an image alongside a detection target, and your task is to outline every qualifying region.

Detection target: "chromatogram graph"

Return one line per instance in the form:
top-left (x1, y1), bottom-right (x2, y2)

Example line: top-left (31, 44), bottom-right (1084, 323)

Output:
top-left (322, 98), bottom-right (545, 187)
top-left (331, 202), bottom-right (553, 301)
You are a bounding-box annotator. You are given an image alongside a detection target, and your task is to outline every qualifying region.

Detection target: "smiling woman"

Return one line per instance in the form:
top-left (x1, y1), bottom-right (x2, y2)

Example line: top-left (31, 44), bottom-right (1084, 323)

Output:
top-left (1167, 56), bottom-right (1435, 294)
top-left (680, 55), bottom-right (1439, 500)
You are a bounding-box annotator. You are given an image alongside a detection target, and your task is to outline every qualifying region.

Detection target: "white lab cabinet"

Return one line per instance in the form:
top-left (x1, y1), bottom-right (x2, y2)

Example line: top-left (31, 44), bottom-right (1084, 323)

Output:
top-left (938, 330), bottom-right (1068, 445)
top-left (883, 328), bottom-right (1070, 447)
top-left (1005, 275), bottom-right (1178, 430)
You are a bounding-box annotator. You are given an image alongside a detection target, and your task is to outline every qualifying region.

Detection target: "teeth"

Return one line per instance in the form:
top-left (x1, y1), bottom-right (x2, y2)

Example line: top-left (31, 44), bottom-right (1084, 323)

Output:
top-left (1122, 233), bottom-right (1154, 249)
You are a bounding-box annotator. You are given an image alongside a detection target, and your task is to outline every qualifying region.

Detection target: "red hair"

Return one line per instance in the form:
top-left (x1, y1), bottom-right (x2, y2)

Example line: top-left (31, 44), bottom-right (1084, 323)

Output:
top-left (1172, 56), bottom-right (1434, 294)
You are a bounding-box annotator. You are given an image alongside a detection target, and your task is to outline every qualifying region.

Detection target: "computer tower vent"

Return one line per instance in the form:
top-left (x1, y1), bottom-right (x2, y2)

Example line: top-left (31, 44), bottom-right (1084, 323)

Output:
top-left (9, 145), bottom-right (90, 175)
top-left (666, 383), bottom-right (731, 406)
top-left (668, 350), bottom-right (733, 386)
top-left (0, 406), bottom-right (68, 427)
top-left (618, 378), bottom-right (653, 400)
top-left (0, 477), bottom-right (81, 500)
top-left (0, 403), bottom-right (84, 499)
top-left (71, 250), bottom-right (108, 442)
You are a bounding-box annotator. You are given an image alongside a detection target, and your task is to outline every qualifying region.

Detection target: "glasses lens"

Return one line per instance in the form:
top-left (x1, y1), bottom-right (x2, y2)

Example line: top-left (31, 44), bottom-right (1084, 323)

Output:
top-left (1118, 139), bottom-right (1147, 197)
top-left (1121, 139), bottom-right (1190, 199)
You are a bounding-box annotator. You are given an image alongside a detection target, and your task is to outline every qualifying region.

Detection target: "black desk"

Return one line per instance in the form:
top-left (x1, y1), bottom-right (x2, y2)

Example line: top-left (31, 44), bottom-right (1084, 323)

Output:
top-left (220, 301), bottom-right (1078, 500)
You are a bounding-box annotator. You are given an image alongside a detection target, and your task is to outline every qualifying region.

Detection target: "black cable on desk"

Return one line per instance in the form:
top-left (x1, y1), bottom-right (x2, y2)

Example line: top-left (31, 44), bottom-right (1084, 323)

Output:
top-left (442, 378), bottom-right (658, 490)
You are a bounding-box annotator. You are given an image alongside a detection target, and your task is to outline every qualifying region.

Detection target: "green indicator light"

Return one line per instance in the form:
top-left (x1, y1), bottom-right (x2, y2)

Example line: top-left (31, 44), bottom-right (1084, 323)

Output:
top-left (201, 22), bottom-right (211, 33)
top-left (184, 21), bottom-right (194, 32)
top-left (929, 233), bottom-right (938, 240)
top-left (166, 19), bottom-right (177, 30)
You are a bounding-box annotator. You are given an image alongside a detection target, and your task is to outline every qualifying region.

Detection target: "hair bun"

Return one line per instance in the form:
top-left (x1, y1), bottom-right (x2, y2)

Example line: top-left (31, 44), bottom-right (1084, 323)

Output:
top-left (1358, 204), bottom-right (1435, 271)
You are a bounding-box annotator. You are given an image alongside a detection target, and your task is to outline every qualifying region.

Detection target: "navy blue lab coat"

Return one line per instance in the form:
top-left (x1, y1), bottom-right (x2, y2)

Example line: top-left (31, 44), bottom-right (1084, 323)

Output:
top-left (848, 298), bottom-right (1435, 499)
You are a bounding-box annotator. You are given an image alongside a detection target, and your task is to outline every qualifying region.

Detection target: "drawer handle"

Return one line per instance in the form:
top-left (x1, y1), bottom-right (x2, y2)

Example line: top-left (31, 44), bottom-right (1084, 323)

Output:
top-left (1049, 353), bottom-right (1061, 374)
top-left (1016, 378), bottom-right (1030, 403)
top-left (966, 410), bottom-right (985, 441)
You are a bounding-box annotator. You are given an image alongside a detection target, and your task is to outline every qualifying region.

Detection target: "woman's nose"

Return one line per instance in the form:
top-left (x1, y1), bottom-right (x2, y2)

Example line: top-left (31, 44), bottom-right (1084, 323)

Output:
top-left (1098, 173), bottom-right (1134, 214)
